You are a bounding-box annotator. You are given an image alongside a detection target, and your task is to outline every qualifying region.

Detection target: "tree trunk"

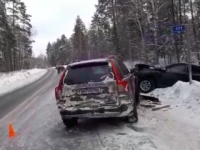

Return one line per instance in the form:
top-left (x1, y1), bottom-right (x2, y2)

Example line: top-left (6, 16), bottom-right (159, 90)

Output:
top-left (190, 0), bottom-right (200, 64)
top-left (12, 1), bottom-right (16, 70)
top-left (179, 0), bottom-right (183, 60)
top-left (111, 0), bottom-right (120, 56)
top-left (151, 0), bottom-right (159, 64)
top-left (171, 0), bottom-right (180, 63)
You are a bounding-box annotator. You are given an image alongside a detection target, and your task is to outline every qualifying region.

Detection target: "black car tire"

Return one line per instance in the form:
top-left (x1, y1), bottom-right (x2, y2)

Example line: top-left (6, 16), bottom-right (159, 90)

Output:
top-left (62, 118), bottom-right (78, 128)
top-left (139, 79), bottom-right (155, 93)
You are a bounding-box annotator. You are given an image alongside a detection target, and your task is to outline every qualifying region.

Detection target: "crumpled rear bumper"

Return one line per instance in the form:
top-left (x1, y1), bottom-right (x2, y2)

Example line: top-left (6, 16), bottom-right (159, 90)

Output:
top-left (58, 103), bottom-right (133, 119)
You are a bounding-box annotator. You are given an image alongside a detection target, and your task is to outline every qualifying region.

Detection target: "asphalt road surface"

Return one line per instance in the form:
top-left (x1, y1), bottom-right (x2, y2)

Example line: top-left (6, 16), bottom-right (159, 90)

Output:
top-left (0, 69), bottom-right (163, 150)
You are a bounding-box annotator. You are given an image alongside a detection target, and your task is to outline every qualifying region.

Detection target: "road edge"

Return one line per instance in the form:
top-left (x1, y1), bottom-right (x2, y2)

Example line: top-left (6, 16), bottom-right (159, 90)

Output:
top-left (0, 69), bottom-right (48, 97)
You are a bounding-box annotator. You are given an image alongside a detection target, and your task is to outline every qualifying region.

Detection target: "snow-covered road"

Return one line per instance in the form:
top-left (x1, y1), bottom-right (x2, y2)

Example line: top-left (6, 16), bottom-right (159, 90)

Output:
top-left (137, 105), bottom-right (200, 150)
top-left (0, 69), bottom-right (199, 150)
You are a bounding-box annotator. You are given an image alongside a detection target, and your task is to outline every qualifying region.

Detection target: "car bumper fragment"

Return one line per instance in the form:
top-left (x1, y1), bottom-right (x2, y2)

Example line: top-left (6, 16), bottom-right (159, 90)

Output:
top-left (58, 103), bottom-right (133, 118)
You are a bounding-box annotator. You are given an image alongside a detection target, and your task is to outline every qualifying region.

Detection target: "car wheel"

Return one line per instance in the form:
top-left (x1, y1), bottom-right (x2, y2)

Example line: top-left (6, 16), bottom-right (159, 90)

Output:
top-left (139, 79), bottom-right (155, 93)
top-left (62, 118), bottom-right (78, 128)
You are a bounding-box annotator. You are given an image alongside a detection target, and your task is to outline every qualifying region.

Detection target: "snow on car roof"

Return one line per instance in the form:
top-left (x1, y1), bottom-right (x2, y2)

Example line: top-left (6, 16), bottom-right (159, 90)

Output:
top-left (69, 58), bottom-right (108, 66)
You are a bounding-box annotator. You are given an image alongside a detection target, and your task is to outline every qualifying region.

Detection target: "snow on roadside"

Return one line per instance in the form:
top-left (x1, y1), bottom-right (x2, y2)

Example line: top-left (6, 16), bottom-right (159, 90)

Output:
top-left (136, 81), bottom-right (200, 150)
top-left (0, 68), bottom-right (47, 95)
top-left (99, 125), bottom-right (169, 150)
top-left (148, 80), bottom-right (200, 114)
top-left (136, 105), bottom-right (200, 150)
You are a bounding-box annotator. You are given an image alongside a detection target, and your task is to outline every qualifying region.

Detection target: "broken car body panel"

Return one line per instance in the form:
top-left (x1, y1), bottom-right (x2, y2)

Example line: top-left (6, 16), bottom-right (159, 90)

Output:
top-left (56, 60), bottom-right (134, 118)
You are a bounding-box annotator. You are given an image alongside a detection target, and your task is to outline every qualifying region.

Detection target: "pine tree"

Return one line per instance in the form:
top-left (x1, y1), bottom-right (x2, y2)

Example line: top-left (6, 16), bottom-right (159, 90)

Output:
top-left (46, 0), bottom-right (200, 66)
top-left (0, 0), bottom-right (33, 71)
top-left (72, 16), bottom-right (87, 60)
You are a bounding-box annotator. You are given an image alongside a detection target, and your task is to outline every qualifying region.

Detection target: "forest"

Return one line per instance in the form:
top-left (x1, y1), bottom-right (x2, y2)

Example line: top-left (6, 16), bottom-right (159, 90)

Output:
top-left (46, 0), bottom-right (200, 66)
top-left (0, 0), bottom-right (36, 72)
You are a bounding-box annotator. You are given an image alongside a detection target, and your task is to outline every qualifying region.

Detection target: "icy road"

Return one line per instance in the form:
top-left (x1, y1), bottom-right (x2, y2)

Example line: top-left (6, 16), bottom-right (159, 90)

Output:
top-left (0, 69), bottom-right (200, 150)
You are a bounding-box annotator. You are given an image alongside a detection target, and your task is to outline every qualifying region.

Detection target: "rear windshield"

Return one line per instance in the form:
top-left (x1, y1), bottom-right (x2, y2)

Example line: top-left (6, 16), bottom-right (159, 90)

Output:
top-left (64, 62), bottom-right (110, 85)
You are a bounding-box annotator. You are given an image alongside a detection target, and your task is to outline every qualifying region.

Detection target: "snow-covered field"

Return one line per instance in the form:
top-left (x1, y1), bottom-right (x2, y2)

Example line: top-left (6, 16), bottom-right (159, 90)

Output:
top-left (0, 68), bottom-right (47, 95)
top-left (136, 81), bottom-right (200, 150)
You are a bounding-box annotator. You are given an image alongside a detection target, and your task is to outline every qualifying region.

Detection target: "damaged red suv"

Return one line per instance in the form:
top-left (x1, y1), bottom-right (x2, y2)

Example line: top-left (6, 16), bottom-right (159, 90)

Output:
top-left (55, 57), bottom-right (139, 127)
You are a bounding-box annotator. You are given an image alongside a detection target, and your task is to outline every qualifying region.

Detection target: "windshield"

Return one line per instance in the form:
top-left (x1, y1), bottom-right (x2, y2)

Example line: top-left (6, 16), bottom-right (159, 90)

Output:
top-left (64, 62), bottom-right (110, 85)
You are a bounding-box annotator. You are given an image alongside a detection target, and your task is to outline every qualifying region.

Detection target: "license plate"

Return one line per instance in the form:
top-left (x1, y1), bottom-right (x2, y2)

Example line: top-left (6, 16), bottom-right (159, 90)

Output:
top-left (76, 88), bottom-right (103, 95)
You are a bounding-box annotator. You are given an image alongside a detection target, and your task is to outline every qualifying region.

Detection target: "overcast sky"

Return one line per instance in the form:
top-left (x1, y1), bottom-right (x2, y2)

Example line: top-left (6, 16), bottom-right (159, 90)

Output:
top-left (22, 0), bottom-right (98, 56)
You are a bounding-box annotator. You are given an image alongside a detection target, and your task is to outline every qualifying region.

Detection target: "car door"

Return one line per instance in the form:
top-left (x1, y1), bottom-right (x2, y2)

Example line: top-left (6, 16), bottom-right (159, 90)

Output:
top-left (191, 65), bottom-right (200, 82)
top-left (160, 64), bottom-right (189, 87)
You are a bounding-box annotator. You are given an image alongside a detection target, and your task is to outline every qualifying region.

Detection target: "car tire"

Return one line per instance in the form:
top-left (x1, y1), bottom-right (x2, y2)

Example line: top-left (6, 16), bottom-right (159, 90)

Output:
top-left (139, 79), bottom-right (155, 93)
top-left (62, 118), bottom-right (78, 128)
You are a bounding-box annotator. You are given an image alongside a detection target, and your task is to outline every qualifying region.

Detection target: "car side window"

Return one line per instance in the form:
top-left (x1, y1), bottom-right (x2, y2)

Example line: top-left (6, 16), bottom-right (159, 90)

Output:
top-left (167, 65), bottom-right (186, 73)
top-left (192, 66), bottom-right (200, 75)
top-left (116, 60), bottom-right (130, 77)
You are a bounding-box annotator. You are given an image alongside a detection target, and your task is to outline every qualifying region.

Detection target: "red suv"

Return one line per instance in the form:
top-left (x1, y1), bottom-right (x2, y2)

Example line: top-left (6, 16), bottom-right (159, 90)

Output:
top-left (55, 57), bottom-right (139, 127)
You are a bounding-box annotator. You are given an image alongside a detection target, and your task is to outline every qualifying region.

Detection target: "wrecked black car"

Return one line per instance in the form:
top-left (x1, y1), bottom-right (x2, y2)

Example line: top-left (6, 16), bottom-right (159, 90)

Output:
top-left (55, 58), bottom-right (139, 127)
top-left (131, 63), bottom-right (200, 93)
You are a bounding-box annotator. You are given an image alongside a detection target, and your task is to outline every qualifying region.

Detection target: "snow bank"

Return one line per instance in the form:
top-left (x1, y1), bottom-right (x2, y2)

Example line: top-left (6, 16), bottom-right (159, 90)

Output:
top-left (92, 122), bottom-right (168, 150)
top-left (149, 81), bottom-right (200, 113)
top-left (0, 68), bottom-right (47, 95)
top-left (139, 81), bottom-right (200, 150)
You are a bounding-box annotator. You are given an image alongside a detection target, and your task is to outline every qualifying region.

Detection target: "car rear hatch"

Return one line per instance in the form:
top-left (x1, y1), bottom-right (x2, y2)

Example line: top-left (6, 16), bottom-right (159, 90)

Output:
top-left (61, 61), bottom-right (118, 109)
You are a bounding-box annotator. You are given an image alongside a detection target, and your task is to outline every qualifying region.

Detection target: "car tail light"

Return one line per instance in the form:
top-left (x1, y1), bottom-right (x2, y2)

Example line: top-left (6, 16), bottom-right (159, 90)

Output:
top-left (55, 71), bottom-right (66, 100)
top-left (117, 81), bottom-right (128, 93)
top-left (55, 86), bottom-right (62, 100)
top-left (110, 60), bottom-right (128, 94)
top-left (117, 84), bottom-right (125, 92)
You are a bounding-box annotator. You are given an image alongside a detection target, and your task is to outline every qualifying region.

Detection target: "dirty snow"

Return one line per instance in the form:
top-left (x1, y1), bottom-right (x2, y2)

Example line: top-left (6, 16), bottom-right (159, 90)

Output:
top-left (149, 80), bottom-right (200, 114)
top-left (98, 124), bottom-right (169, 150)
top-left (136, 104), bottom-right (200, 150)
top-left (137, 80), bottom-right (200, 150)
top-left (0, 68), bottom-right (47, 95)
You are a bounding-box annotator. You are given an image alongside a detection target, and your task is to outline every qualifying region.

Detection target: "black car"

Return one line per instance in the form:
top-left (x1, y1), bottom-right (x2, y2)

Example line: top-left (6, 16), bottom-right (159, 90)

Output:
top-left (132, 63), bottom-right (200, 93)
top-left (55, 57), bottom-right (139, 127)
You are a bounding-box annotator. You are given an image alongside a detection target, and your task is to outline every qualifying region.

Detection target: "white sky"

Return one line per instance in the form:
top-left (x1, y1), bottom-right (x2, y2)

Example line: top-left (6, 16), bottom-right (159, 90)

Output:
top-left (22, 0), bottom-right (98, 56)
